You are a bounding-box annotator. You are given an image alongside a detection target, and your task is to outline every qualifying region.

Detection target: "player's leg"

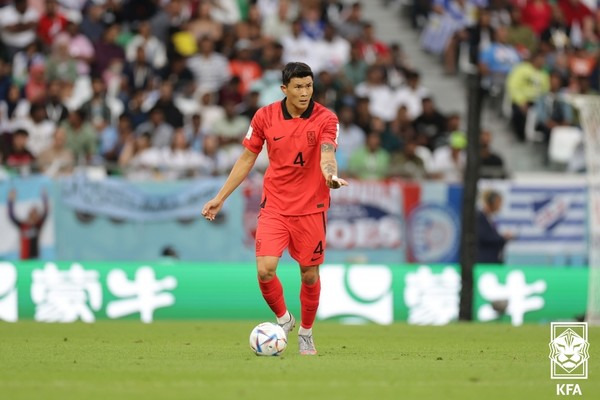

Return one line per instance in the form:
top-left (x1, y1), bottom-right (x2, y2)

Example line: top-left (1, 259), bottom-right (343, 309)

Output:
top-left (288, 212), bottom-right (326, 355)
top-left (255, 210), bottom-right (295, 334)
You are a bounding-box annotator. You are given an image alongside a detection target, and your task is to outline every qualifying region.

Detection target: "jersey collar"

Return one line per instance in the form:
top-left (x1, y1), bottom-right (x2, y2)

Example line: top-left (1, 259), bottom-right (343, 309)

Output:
top-left (281, 98), bottom-right (315, 120)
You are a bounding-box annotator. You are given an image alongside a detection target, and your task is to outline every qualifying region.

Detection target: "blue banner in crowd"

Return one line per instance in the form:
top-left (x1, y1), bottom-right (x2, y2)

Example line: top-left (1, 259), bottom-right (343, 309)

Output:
top-left (60, 175), bottom-right (225, 222)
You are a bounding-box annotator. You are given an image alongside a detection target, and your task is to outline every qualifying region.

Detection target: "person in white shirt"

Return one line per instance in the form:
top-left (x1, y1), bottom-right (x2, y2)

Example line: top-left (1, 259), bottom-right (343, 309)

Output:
top-left (429, 131), bottom-right (467, 182)
top-left (126, 20), bottom-right (167, 70)
top-left (281, 19), bottom-right (314, 67)
top-left (354, 65), bottom-right (396, 122)
top-left (187, 36), bottom-right (231, 92)
top-left (0, 0), bottom-right (39, 55)
top-left (262, 0), bottom-right (292, 41)
top-left (314, 23), bottom-right (350, 74)
top-left (394, 70), bottom-right (430, 120)
top-left (13, 103), bottom-right (56, 156)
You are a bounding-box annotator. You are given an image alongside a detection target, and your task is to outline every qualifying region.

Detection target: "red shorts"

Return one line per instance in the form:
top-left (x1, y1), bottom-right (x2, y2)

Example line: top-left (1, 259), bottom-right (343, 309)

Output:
top-left (255, 208), bottom-right (327, 266)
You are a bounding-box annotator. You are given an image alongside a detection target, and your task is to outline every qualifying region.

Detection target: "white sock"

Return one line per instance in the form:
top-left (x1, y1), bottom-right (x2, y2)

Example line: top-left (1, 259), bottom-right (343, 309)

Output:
top-left (276, 310), bottom-right (290, 324)
top-left (298, 326), bottom-right (312, 336)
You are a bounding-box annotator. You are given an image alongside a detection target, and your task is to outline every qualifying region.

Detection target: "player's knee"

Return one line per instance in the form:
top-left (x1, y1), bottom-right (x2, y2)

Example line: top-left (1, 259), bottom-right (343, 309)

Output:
top-left (257, 263), bottom-right (277, 281)
top-left (300, 267), bottom-right (319, 285)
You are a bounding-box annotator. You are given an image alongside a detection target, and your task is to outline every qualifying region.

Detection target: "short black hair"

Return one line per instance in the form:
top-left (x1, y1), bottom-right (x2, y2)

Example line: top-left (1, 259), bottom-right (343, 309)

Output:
top-left (14, 129), bottom-right (29, 137)
top-left (282, 62), bottom-right (313, 86)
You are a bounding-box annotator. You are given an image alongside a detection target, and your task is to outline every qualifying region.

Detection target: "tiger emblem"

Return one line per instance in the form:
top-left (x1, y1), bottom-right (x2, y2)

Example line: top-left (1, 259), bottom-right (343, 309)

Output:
top-left (549, 328), bottom-right (590, 373)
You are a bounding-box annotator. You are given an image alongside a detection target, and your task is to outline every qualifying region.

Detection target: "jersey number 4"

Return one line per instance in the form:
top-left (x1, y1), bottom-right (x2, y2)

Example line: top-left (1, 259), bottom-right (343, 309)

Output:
top-left (293, 152), bottom-right (305, 167)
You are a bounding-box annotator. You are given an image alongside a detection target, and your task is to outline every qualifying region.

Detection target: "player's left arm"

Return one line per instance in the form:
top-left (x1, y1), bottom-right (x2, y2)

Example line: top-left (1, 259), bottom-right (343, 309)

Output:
top-left (320, 116), bottom-right (348, 189)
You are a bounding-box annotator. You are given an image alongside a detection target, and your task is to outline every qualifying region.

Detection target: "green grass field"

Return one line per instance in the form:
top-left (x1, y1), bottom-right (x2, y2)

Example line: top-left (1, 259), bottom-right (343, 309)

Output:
top-left (0, 321), bottom-right (598, 400)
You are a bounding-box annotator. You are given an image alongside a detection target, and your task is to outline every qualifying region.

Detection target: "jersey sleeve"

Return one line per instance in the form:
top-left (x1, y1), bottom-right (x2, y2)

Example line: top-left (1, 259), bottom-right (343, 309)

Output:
top-left (242, 110), bottom-right (266, 154)
top-left (320, 114), bottom-right (339, 149)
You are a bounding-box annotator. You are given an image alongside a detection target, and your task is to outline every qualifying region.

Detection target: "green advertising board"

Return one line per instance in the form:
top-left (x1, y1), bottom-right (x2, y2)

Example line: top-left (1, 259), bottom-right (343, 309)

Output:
top-left (0, 262), bottom-right (588, 325)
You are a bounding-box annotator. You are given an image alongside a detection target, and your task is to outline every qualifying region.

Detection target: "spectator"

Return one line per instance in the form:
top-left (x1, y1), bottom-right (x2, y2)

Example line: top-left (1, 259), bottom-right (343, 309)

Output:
top-left (93, 23), bottom-right (125, 78)
top-left (45, 35), bottom-right (78, 84)
top-left (45, 80), bottom-right (69, 124)
top-left (357, 21), bottom-right (389, 65)
top-left (80, 2), bottom-right (106, 43)
top-left (336, 105), bottom-right (366, 172)
top-left (394, 70), bottom-right (429, 120)
top-left (430, 131), bottom-right (467, 182)
top-left (522, 0), bottom-right (553, 37)
top-left (478, 26), bottom-right (521, 103)
top-left (134, 128), bottom-right (208, 180)
top-left (126, 20), bottom-right (167, 70)
top-left (37, 127), bottom-right (74, 176)
top-left (0, 0), bottom-right (40, 57)
top-left (135, 107), bottom-right (174, 148)
top-left (37, 0), bottom-right (67, 46)
top-left (61, 109), bottom-right (97, 164)
top-left (281, 18), bottom-right (313, 67)
top-left (506, 7), bottom-right (537, 60)
top-left (388, 139), bottom-right (427, 180)
top-left (81, 76), bottom-right (112, 133)
top-left (160, 54), bottom-right (194, 93)
top-left (7, 188), bottom-right (48, 260)
top-left (507, 52), bottom-right (550, 141)
top-left (341, 42), bottom-right (368, 88)
top-left (152, 81), bottom-right (184, 128)
top-left (229, 40), bottom-right (263, 95)
top-left (412, 97), bottom-right (447, 151)
top-left (119, 131), bottom-right (152, 179)
top-left (185, 113), bottom-right (206, 152)
top-left (315, 22), bottom-right (351, 74)
top-left (534, 72), bottom-right (574, 151)
top-left (123, 46), bottom-right (155, 92)
top-left (12, 40), bottom-right (45, 87)
top-left (197, 90), bottom-right (225, 132)
top-left (479, 130), bottom-right (506, 179)
top-left (337, 1), bottom-right (364, 41)
top-left (187, 2), bottom-right (223, 42)
top-left (211, 100), bottom-right (249, 149)
top-left (61, 16), bottom-right (95, 76)
top-left (187, 36), bottom-right (231, 93)
top-left (4, 129), bottom-right (35, 170)
top-left (355, 66), bottom-right (396, 122)
top-left (25, 62), bottom-right (46, 103)
top-left (14, 102), bottom-right (56, 156)
top-left (477, 190), bottom-right (513, 264)
top-left (0, 84), bottom-right (29, 127)
top-left (238, 90), bottom-right (261, 120)
top-left (301, 6), bottom-right (325, 40)
top-left (262, 0), bottom-right (292, 40)
top-left (101, 114), bottom-right (134, 164)
top-left (348, 131), bottom-right (390, 180)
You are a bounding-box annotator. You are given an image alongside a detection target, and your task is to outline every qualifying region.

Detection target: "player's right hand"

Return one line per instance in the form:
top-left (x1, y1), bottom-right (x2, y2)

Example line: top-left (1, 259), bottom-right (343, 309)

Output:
top-left (201, 198), bottom-right (224, 221)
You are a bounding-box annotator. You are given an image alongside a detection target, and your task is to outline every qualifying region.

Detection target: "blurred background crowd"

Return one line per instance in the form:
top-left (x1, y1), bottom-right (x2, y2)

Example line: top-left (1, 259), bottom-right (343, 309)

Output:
top-left (1, 0), bottom-right (595, 182)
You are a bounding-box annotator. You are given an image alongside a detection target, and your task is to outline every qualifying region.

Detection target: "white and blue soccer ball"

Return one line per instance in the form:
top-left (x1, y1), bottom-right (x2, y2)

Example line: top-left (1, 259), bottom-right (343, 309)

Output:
top-left (249, 322), bottom-right (287, 356)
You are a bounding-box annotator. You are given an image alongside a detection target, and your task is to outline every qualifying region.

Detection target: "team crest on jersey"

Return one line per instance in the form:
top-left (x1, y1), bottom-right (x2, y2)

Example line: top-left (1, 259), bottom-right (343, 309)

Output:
top-left (307, 131), bottom-right (316, 146)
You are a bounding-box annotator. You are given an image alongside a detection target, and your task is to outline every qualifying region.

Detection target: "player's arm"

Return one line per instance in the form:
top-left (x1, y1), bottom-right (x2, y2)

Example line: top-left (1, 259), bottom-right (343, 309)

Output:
top-left (202, 149), bottom-right (258, 221)
top-left (320, 143), bottom-right (348, 189)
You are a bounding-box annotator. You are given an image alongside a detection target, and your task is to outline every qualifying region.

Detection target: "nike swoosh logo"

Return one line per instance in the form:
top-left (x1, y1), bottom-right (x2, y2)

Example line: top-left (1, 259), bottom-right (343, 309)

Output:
top-left (310, 256), bottom-right (322, 262)
top-left (273, 136), bottom-right (285, 141)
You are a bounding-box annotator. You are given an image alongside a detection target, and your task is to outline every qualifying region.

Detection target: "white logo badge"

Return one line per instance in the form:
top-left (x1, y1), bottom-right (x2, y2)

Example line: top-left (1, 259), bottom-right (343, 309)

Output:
top-left (318, 264), bottom-right (393, 325)
top-left (549, 322), bottom-right (589, 380)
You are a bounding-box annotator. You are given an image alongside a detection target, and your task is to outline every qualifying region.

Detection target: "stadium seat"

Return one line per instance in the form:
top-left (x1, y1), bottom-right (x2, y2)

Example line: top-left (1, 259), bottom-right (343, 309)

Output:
top-left (548, 126), bottom-right (583, 164)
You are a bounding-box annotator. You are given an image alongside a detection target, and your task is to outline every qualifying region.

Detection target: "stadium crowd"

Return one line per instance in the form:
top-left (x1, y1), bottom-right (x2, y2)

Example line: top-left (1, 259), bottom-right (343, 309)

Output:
top-left (0, 0), bottom-right (507, 182)
top-left (413, 0), bottom-right (599, 171)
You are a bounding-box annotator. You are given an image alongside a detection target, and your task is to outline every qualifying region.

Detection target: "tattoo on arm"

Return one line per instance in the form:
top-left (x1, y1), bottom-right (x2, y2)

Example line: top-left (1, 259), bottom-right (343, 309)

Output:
top-left (321, 143), bottom-right (335, 153)
top-left (322, 160), bottom-right (337, 177)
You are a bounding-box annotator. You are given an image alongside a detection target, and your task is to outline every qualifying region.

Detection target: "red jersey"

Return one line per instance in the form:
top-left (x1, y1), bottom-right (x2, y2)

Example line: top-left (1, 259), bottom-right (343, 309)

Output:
top-left (243, 99), bottom-right (339, 216)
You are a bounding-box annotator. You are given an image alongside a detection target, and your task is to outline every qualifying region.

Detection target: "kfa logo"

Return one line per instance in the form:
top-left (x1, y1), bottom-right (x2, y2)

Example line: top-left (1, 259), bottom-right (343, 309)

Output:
top-left (549, 322), bottom-right (589, 396)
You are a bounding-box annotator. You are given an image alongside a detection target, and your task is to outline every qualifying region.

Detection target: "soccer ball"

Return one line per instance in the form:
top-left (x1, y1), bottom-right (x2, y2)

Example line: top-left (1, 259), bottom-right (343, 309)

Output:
top-left (249, 322), bottom-right (287, 356)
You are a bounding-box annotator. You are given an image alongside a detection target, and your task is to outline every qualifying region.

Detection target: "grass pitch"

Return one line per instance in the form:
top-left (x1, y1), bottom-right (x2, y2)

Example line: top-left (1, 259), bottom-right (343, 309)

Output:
top-left (0, 321), bottom-right (598, 400)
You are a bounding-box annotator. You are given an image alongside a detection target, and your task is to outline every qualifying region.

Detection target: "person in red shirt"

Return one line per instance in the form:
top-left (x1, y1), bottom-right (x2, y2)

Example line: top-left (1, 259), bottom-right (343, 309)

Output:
top-left (202, 62), bottom-right (348, 355)
top-left (521, 0), bottom-right (553, 36)
top-left (37, 0), bottom-right (68, 46)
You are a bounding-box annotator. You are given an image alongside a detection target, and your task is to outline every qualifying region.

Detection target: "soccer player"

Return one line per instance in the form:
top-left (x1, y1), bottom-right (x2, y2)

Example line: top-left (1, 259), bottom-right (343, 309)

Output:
top-left (202, 62), bottom-right (348, 355)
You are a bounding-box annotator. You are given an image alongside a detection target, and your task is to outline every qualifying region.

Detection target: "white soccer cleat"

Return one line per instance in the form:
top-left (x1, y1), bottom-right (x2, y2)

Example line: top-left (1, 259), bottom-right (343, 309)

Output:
top-left (298, 334), bottom-right (317, 355)
top-left (278, 312), bottom-right (296, 337)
